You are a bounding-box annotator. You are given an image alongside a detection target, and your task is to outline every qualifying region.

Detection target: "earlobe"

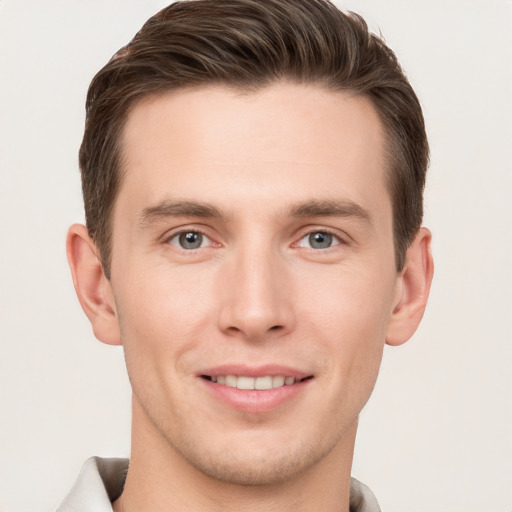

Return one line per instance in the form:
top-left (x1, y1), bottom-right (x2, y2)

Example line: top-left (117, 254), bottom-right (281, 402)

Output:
top-left (385, 227), bottom-right (434, 346)
top-left (66, 224), bottom-right (122, 346)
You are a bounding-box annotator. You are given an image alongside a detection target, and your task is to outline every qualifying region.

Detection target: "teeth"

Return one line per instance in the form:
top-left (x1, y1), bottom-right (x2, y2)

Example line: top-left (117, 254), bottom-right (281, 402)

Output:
top-left (272, 375), bottom-right (285, 388)
top-left (210, 375), bottom-right (301, 390)
top-left (225, 375), bottom-right (237, 387)
top-left (237, 376), bottom-right (255, 390)
top-left (255, 376), bottom-right (272, 390)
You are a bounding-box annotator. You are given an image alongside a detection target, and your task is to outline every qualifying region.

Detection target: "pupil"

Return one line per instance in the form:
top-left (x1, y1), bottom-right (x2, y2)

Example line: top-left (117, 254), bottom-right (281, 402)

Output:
top-left (309, 232), bottom-right (332, 249)
top-left (179, 232), bottom-right (202, 249)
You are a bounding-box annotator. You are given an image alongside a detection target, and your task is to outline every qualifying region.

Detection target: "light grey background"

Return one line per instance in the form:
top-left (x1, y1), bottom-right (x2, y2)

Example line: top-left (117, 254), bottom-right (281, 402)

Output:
top-left (0, 1), bottom-right (511, 511)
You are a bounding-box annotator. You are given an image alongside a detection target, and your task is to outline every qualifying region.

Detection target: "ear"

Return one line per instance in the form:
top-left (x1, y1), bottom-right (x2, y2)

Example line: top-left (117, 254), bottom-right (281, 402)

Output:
top-left (66, 224), bottom-right (122, 346)
top-left (385, 227), bottom-right (434, 346)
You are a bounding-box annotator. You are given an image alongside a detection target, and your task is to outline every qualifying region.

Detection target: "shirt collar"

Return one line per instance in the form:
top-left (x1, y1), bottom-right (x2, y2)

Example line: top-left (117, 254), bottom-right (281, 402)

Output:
top-left (57, 457), bottom-right (127, 512)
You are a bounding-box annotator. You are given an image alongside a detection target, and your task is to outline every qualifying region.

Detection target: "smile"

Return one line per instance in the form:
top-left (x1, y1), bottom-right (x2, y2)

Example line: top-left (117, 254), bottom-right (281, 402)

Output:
top-left (202, 375), bottom-right (312, 390)
top-left (198, 365), bottom-right (314, 413)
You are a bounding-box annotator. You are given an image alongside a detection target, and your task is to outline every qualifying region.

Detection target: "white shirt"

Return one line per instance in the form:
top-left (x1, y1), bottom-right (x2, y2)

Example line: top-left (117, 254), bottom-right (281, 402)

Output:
top-left (57, 457), bottom-right (381, 512)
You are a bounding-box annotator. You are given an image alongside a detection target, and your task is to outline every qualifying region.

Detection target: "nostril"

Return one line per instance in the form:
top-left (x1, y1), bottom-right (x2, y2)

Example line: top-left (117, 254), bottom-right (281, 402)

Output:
top-left (269, 325), bottom-right (282, 330)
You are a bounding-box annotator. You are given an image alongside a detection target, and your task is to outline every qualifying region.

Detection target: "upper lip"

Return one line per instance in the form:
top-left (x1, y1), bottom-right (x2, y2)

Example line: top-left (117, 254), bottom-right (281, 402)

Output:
top-left (197, 364), bottom-right (313, 379)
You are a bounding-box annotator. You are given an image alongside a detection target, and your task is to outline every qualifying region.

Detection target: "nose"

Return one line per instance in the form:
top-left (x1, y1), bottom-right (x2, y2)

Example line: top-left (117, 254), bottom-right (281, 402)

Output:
top-left (217, 244), bottom-right (296, 342)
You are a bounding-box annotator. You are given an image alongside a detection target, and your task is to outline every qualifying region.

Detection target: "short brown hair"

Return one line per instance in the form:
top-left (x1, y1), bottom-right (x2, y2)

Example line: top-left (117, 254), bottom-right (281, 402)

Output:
top-left (80, 0), bottom-right (428, 278)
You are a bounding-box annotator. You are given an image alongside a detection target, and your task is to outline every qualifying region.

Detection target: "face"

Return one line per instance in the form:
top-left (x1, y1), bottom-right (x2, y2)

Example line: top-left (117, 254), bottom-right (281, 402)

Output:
top-left (109, 83), bottom-right (401, 484)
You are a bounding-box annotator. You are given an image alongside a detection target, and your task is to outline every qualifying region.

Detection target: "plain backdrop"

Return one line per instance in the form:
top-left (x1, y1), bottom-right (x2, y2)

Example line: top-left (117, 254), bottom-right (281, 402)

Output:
top-left (0, 1), bottom-right (511, 511)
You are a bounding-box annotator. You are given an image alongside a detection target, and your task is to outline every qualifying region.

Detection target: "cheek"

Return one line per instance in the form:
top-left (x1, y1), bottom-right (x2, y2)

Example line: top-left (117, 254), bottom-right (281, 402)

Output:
top-left (300, 261), bottom-right (395, 341)
top-left (113, 266), bottom-right (215, 377)
top-left (299, 265), bottom-right (394, 395)
top-left (115, 274), bottom-right (204, 421)
top-left (117, 258), bottom-right (215, 329)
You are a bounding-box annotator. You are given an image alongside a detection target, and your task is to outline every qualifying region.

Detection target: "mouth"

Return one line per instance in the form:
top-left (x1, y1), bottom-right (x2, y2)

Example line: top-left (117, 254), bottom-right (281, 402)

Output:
top-left (200, 374), bottom-right (313, 390)
top-left (197, 365), bottom-right (315, 413)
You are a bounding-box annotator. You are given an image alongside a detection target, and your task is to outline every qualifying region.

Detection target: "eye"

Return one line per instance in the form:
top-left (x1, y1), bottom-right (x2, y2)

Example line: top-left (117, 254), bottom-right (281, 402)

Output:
top-left (297, 231), bottom-right (341, 250)
top-left (168, 231), bottom-right (211, 250)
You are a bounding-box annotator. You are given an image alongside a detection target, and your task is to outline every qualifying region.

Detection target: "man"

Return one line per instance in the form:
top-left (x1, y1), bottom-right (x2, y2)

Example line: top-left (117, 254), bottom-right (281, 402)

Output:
top-left (61, 0), bottom-right (433, 510)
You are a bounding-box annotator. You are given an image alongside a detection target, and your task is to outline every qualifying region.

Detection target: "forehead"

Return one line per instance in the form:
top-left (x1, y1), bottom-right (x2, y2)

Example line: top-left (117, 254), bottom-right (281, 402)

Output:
top-left (117, 83), bottom-right (389, 221)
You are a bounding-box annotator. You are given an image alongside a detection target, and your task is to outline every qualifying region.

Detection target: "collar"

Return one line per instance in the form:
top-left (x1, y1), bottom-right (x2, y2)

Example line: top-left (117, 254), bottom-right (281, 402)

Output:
top-left (57, 457), bottom-right (127, 512)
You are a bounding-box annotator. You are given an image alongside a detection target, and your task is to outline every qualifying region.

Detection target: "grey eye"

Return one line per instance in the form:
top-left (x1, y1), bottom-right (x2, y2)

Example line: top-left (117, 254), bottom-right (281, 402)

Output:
top-left (177, 231), bottom-right (204, 250)
top-left (297, 231), bottom-right (340, 250)
top-left (308, 232), bottom-right (333, 249)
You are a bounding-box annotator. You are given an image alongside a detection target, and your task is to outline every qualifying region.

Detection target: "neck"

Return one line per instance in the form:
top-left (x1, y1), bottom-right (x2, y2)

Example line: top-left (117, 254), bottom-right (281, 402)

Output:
top-left (114, 396), bottom-right (357, 512)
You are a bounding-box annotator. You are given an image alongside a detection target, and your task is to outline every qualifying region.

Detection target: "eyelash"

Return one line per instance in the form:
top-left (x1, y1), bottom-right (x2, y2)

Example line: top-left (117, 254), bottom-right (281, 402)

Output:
top-left (163, 227), bottom-right (217, 251)
top-left (293, 229), bottom-right (345, 250)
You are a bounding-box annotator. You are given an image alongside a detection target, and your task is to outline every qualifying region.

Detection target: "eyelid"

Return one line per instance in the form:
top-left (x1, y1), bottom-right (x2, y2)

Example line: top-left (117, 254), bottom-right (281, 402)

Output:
top-left (292, 226), bottom-right (349, 248)
top-left (162, 224), bottom-right (220, 249)
top-left (296, 232), bottom-right (341, 249)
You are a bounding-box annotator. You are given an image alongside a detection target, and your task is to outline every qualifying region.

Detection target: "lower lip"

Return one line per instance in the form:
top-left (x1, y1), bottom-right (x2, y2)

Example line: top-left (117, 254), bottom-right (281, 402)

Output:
top-left (199, 378), bottom-right (313, 413)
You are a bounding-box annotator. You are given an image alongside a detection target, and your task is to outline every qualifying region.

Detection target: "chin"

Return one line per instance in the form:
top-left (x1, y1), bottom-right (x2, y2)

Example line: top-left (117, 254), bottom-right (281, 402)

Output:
top-left (169, 426), bottom-right (342, 486)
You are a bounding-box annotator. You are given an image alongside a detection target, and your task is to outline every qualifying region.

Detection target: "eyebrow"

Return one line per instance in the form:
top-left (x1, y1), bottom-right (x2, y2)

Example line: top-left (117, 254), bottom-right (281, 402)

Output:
top-left (288, 199), bottom-right (372, 224)
top-left (138, 200), bottom-right (222, 227)
top-left (138, 198), bottom-right (372, 227)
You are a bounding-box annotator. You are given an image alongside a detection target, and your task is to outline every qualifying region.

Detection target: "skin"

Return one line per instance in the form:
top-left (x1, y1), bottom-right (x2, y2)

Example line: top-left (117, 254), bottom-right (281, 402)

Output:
top-left (67, 83), bottom-right (433, 511)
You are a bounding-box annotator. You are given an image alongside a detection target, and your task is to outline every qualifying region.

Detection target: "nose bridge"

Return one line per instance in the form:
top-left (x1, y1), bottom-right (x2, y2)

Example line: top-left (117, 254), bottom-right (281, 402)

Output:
top-left (218, 235), bottom-right (294, 340)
